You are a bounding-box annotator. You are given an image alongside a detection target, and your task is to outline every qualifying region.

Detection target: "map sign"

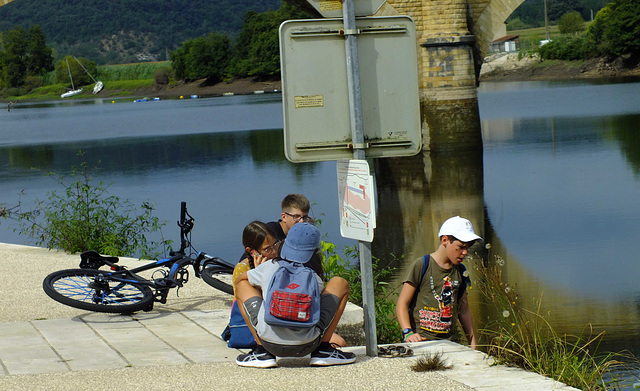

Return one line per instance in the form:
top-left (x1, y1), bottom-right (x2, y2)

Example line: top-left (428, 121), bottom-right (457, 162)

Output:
top-left (337, 160), bottom-right (376, 242)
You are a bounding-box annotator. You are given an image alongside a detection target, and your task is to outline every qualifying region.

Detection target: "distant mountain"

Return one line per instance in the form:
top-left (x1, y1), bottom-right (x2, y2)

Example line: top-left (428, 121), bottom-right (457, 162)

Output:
top-left (0, 0), bottom-right (282, 64)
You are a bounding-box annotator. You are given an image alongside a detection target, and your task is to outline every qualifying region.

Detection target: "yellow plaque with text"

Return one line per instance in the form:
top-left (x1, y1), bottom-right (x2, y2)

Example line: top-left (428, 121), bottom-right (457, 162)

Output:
top-left (294, 95), bottom-right (324, 108)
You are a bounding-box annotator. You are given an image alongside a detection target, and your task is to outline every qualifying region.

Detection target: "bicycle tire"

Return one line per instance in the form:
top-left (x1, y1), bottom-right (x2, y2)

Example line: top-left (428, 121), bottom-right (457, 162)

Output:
top-left (43, 269), bottom-right (155, 313)
top-left (200, 261), bottom-right (233, 295)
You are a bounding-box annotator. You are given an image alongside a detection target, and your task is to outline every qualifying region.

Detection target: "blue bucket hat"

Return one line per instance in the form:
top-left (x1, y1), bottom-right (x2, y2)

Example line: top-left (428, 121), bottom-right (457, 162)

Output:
top-left (280, 222), bottom-right (320, 263)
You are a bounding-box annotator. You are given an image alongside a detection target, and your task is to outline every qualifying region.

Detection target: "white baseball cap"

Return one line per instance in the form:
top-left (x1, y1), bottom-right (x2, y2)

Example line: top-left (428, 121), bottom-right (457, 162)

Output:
top-left (438, 216), bottom-right (482, 243)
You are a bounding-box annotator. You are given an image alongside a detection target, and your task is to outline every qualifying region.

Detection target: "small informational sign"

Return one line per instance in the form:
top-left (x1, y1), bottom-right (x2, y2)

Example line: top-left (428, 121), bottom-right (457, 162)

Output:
top-left (337, 160), bottom-right (376, 242)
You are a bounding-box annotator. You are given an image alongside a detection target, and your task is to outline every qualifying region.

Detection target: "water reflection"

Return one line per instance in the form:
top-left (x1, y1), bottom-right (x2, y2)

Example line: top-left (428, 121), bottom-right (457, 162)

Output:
top-left (373, 150), bottom-right (485, 266)
top-left (2, 82), bottom-right (640, 367)
top-left (0, 127), bottom-right (353, 261)
top-left (374, 81), bottom-right (640, 368)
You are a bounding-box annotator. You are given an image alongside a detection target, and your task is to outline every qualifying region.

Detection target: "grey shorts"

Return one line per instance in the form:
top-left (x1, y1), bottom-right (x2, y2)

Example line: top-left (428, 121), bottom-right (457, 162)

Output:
top-left (252, 293), bottom-right (340, 357)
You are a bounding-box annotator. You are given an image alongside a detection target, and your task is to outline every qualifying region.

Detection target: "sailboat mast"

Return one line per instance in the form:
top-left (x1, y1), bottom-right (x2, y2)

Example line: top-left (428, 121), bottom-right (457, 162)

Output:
top-left (74, 56), bottom-right (98, 83)
top-left (66, 58), bottom-right (76, 90)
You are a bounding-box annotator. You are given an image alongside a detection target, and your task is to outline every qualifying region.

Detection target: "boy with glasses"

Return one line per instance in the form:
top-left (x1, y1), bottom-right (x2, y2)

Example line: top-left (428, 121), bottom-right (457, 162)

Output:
top-left (264, 194), bottom-right (324, 278)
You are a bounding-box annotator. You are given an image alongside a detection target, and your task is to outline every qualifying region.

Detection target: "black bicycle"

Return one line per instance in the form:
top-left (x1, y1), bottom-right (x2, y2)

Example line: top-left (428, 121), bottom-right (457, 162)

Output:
top-left (42, 201), bottom-right (235, 313)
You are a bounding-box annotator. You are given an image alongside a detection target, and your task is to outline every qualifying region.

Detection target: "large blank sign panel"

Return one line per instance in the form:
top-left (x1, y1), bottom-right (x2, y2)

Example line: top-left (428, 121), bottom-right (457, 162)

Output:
top-left (280, 16), bottom-right (421, 162)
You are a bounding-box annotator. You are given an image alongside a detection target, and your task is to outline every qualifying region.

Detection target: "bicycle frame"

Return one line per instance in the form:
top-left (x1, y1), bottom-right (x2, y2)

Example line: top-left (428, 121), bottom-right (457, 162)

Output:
top-left (79, 202), bottom-right (211, 303)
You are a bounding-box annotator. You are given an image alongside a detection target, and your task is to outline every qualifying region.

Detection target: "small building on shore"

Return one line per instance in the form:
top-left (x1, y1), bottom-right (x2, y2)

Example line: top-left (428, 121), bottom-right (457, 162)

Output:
top-left (490, 35), bottom-right (520, 53)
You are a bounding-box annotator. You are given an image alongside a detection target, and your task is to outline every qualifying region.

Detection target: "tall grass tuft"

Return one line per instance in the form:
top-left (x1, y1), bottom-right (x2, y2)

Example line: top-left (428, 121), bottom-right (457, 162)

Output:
top-left (474, 249), bottom-right (638, 390)
top-left (411, 352), bottom-right (452, 372)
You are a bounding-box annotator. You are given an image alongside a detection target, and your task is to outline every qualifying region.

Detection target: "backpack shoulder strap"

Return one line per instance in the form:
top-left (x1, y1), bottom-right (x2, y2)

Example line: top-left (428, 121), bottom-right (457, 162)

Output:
top-left (419, 254), bottom-right (429, 287)
top-left (408, 255), bottom-right (430, 313)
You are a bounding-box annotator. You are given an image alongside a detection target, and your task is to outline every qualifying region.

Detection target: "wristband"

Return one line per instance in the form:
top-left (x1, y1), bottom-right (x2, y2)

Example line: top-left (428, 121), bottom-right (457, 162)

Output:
top-left (402, 328), bottom-right (414, 340)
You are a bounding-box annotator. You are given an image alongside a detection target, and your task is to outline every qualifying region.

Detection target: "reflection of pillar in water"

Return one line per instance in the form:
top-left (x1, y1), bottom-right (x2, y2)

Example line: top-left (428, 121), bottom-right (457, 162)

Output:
top-left (373, 148), bottom-right (485, 271)
top-left (374, 149), bottom-right (485, 341)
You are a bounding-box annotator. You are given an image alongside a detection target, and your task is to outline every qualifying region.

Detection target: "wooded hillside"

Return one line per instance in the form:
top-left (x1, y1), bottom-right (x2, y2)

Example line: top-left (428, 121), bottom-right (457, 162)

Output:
top-left (0, 0), bottom-right (281, 64)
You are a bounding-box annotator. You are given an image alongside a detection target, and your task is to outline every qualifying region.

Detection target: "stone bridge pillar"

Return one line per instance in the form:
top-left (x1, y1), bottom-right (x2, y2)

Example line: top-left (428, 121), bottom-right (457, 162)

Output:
top-left (418, 0), bottom-right (482, 151)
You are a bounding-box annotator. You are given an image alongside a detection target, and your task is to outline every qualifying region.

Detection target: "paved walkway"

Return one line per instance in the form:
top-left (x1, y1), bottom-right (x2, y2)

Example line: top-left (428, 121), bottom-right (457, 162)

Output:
top-left (0, 310), bottom-right (579, 390)
top-left (0, 243), bottom-right (579, 390)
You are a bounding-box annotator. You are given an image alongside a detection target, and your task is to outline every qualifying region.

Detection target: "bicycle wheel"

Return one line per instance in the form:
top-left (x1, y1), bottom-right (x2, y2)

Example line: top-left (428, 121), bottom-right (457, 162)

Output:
top-left (43, 269), bottom-right (155, 313)
top-left (200, 261), bottom-right (233, 295)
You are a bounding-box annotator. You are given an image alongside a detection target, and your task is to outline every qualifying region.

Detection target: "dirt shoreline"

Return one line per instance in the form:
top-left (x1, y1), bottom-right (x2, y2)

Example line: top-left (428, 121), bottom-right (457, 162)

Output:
top-left (143, 57), bottom-right (640, 99)
top-left (121, 77), bottom-right (282, 100)
top-left (4, 57), bottom-right (638, 103)
top-left (478, 54), bottom-right (640, 83)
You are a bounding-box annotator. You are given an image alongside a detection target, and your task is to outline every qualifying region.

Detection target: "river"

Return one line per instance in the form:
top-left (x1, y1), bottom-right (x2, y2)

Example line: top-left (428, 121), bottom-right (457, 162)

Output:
top-left (1, 80), bottom-right (640, 384)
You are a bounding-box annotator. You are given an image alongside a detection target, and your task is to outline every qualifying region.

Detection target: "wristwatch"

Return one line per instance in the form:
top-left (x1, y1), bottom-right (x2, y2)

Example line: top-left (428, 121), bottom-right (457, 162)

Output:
top-left (402, 328), bottom-right (414, 339)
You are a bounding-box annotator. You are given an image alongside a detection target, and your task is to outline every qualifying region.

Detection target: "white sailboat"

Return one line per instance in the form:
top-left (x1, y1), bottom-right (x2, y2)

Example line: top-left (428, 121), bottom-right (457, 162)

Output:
top-left (74, 56), bottom-right (104, 94)
top-left (60, 58), bottom-right (83, 98)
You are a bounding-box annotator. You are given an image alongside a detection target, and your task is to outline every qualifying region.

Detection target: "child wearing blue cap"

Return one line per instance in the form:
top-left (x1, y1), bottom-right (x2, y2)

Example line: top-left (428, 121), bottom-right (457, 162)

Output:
top-left (234, 222), bottom-right (356, 368)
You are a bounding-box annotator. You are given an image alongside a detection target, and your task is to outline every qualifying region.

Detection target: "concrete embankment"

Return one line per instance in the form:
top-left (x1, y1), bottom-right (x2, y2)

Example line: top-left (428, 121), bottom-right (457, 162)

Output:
top-left (0, 243), bottom-right (578, 390)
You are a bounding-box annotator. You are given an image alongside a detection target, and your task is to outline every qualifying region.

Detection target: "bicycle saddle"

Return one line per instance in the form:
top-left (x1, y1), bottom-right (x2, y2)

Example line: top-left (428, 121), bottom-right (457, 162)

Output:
top-left (80, 250), bottom-right (120, 269)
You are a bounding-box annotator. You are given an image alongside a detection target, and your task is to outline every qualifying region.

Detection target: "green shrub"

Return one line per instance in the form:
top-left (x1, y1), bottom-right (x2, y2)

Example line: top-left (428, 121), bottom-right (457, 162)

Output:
top-left (588, 0), bottom-right (640, 57)
top-left (22, 75), bottom-right (44, 92)
top-left (557, 11), bottom-right (586, 35)
top-left (11, 152), bottom-right (167, 259)
top-left (154, 68), bottom-right (173, 86)
top-left (170, 33), bottom-right (232, 82)
top-left (320, 241), bottom-right (403, 344)
top-left (538, 33), bottom-right (597, 60)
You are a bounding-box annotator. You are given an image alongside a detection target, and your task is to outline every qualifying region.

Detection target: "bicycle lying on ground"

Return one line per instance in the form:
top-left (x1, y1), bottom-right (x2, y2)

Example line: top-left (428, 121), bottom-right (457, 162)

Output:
top-left (43, 201), bottom-right (235, 313)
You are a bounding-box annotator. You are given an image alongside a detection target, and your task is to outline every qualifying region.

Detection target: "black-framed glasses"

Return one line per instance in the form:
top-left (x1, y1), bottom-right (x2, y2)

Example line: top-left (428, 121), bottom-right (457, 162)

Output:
top-left (284, 212), bottom-right (313, 223)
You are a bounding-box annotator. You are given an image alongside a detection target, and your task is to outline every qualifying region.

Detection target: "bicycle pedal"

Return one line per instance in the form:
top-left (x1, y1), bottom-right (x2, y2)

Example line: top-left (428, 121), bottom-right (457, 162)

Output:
top-left (155, 278), bottom-right (179, 288)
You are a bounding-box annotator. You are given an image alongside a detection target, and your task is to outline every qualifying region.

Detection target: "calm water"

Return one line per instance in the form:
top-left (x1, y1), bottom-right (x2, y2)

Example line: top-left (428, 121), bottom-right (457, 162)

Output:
top-left (0, 94), bottom-right (356, 260)
top-left (2, 81), bottom-right (640, 378)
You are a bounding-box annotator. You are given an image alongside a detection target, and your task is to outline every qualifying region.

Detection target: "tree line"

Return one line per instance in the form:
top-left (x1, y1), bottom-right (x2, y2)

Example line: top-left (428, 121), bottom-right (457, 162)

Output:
top-left (169, 2), bottom-right (309, 83)
top-left (0, 0), bottom-right (281, 65)
top-left (0, 2), bottom-right (307, 92)
top-left (508, 0), bottom-right (610, 29)
top-left (537, 0), bottom-right (640, 60)
top-left (1, 0), bottom-right (638, 93)
top-left (0, 25), bottom-right (53, 90)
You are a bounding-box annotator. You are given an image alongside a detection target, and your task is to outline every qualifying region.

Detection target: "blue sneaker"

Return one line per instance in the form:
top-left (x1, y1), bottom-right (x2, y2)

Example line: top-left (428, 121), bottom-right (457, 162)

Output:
top-left (310, 342), bottom-right (356, 366)
top-left (236, 346), bottom-right (277, 368)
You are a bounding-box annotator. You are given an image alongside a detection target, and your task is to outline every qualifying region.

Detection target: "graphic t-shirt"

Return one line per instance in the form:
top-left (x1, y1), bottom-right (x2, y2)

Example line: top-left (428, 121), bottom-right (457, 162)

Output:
top-left (403, 256), bottom-right (469, 340)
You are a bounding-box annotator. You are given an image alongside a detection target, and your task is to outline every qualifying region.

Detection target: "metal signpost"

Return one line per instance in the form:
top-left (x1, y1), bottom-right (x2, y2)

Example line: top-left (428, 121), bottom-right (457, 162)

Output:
top-left (279, 0), bottom-right (421, 356)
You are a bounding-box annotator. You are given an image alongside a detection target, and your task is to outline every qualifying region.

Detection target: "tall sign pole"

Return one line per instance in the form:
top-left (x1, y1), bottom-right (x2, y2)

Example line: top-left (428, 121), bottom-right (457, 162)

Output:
top-left (280, 0), bottom-right (420, 357)
top-left (342, 0), bottom-right (378, 356)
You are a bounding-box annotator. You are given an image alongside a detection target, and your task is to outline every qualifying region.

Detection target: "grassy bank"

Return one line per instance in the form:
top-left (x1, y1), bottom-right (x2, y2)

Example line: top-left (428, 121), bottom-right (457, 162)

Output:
top-left (509, 25), bottom-right (561, 51)
top-left (5, 79), bottom-right (156, 102)
top-left (2, 62), bottom-right (169, 102)
top-left (97, 61), bottom-right (171, 81)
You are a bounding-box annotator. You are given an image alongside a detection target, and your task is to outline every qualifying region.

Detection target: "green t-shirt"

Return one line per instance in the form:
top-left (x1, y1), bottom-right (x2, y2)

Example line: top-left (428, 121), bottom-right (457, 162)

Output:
top-left (403, 255), bottom-right (469, 341)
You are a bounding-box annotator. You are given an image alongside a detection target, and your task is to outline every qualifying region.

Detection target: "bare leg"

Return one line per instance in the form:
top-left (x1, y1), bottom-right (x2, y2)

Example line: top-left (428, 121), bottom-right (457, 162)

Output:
top-left (319, 277), bottom-right (349, 343)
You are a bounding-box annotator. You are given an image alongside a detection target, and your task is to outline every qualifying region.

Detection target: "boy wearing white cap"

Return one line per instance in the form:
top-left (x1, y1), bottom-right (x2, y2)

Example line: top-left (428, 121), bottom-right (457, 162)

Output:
top-left (396, 216), bottom-right (482, 349)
